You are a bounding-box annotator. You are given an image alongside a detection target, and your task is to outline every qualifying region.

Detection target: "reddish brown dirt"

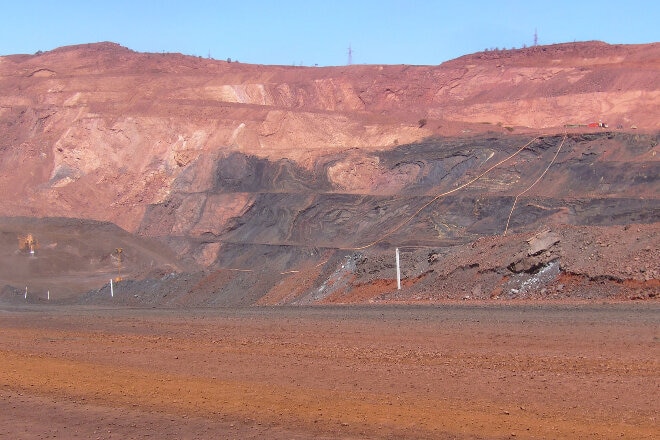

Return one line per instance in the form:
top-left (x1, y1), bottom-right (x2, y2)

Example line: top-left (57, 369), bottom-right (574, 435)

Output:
top-left (308, 223), bottom-right (659, 305)
top-left (1, 41), bottom-right (658, 232)
top-left (322, 278), bottom-right (398, 304)
top-left (0, 42), bottom-right (658, 305)
top-left (0, 40), bottom-right (657, 440)
top-left (1, 305), bottom-right (658, 439)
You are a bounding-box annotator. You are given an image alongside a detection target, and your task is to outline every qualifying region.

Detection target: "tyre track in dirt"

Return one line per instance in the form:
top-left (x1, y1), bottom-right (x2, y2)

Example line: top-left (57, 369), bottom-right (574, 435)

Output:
top-left (1, 305), bottom-right (657, 439)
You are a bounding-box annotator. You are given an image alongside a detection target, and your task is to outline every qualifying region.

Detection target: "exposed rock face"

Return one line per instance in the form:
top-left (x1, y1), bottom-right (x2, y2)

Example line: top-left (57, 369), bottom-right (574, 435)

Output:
top-left (508, 229), bottom-right (561, 274)
top-left (0, 41), bottom-right (658, 303)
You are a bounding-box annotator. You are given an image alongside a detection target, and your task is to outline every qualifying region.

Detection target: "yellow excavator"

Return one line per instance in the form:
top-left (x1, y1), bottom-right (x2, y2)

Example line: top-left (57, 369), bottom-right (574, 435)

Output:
top-left (18, 233), bottom-right (37, 255)
top-left (114, 247), bottom-right (123, 282)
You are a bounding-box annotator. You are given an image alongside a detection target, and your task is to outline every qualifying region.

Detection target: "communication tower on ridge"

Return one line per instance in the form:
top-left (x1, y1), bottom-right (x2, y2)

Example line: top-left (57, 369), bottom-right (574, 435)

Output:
top-left (347, 44), bottom-right (353, 65)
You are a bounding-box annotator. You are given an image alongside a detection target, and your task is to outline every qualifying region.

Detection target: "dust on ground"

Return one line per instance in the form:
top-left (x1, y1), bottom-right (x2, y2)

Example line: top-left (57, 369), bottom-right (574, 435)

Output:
top-left (0, 304), bottom-right (658, 439)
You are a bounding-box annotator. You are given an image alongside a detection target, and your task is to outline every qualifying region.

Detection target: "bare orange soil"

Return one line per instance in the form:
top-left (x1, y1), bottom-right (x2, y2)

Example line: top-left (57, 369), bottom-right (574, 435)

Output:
top-left (1, 304), bottom-right (657, 439)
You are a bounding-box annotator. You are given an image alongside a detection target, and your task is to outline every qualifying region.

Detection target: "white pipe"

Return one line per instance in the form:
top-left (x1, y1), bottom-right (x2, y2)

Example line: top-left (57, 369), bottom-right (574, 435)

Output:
top-left (110, 279), bottom-right (114, 298)
top-left (396, 248), bottom-right (401, 290)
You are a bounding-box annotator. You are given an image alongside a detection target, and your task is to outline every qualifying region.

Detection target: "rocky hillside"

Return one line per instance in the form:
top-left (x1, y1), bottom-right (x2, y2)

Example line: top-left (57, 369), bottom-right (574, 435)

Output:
top-left (0, 41), bottom-right (657, 304)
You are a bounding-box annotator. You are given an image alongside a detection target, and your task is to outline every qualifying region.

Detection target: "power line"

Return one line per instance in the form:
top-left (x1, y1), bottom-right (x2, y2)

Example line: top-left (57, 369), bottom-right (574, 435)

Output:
top-left (349, 137), bottom-right (540, 250)
top-left (503, 133), bottom-right (567, 236)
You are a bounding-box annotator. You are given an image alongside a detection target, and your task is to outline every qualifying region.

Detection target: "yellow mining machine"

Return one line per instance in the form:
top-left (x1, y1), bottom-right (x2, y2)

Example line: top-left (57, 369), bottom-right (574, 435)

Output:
top-left (18, 233), bottom-right (38, 255)
top-left (113, 247), bottom-right (123, 282)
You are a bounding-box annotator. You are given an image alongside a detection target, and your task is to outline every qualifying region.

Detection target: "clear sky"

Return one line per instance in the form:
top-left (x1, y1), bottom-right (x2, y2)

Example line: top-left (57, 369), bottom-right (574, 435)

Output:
top-left (1, 0), bottom-right (658, 66)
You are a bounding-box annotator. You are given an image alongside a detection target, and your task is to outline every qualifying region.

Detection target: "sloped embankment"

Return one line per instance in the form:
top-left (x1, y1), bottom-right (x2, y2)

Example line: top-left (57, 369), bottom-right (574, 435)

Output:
top-left (2, 132), bottom-right (657, 305)
top-left (111, 131), bottom-right (658, 305)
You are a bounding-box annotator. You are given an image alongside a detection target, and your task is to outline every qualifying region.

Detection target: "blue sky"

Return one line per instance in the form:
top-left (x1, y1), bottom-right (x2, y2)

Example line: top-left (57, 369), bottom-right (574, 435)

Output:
top-left (1, 0), bottom-right (658, 65)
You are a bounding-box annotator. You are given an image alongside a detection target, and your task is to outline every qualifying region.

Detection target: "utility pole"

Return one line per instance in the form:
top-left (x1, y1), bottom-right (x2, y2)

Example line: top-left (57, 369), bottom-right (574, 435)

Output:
top-left (396, 248), bottom-right (401, 290)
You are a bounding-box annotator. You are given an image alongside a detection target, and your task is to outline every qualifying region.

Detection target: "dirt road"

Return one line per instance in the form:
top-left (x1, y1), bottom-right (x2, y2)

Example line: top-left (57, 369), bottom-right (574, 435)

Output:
top-left (0, 304), bottom-right (658, 439)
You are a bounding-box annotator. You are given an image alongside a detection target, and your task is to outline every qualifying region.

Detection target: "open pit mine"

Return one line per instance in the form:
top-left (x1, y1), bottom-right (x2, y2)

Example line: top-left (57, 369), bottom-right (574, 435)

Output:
top-left (0, 41), bottom-right (658, 305)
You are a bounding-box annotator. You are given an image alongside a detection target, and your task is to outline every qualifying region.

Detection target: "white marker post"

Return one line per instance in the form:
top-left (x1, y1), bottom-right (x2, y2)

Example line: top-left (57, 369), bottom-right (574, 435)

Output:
top-left (110, 279), bottom-right (114, 298)
top-left (396, 248), bottom-right (401, 290)
top-left (25, 286), bottom-right (28, 300)
top-left (47, 290), bottom-right (50, 301)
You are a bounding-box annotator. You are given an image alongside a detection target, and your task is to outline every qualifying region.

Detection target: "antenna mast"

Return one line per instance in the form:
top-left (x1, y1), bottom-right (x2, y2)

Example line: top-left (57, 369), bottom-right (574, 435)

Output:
top-left (533, 28), bottom-right (538, 46)
top-left (347, 44), bottom-right (353, 65)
